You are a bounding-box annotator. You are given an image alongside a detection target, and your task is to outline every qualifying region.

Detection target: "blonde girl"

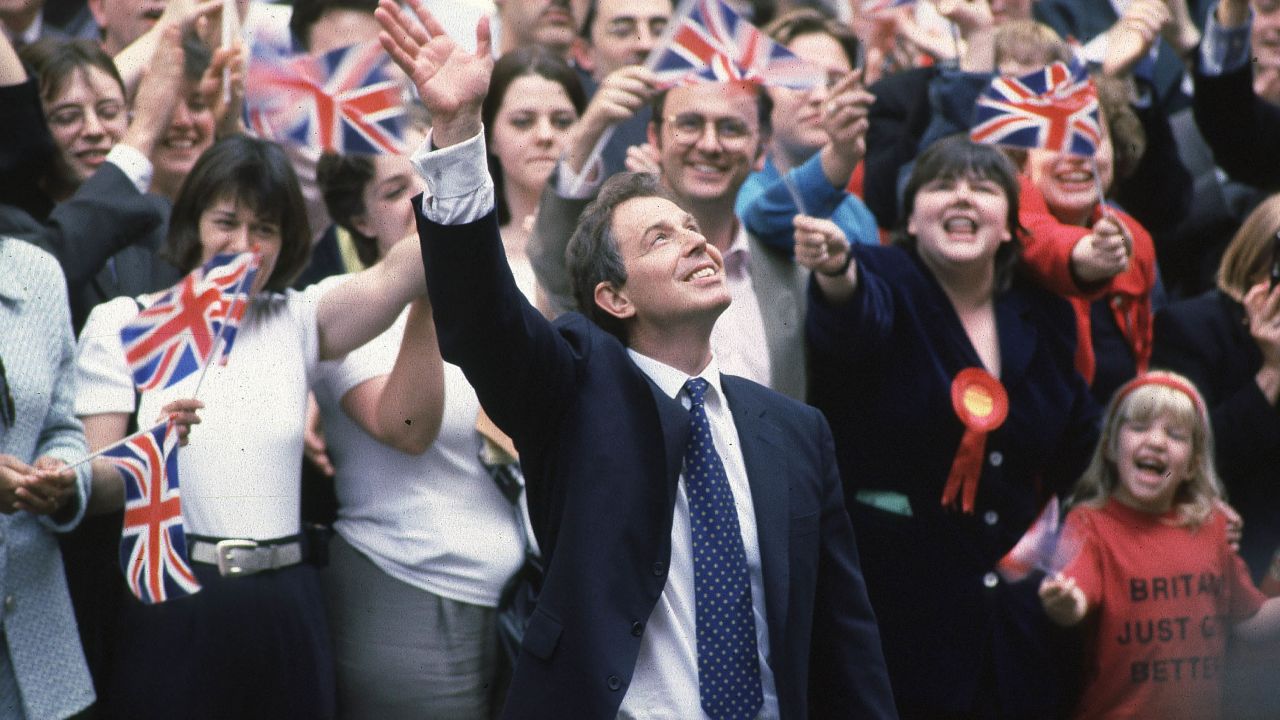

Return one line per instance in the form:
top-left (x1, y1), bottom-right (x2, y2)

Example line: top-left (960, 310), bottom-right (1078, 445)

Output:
top-left (1040, 371), bottom-right (1280, 719)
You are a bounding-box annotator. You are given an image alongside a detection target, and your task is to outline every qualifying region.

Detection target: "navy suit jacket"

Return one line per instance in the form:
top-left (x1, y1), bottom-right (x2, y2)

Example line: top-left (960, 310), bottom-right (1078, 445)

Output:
top-left (415, 202), bottom-right (896, 720)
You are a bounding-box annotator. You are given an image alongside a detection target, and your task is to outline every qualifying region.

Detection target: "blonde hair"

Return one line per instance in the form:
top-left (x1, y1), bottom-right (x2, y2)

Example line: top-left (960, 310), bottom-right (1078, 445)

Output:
top-left (992, 21), bottom-right (1072, 70)
top-left (1216, 192), bottom-right (1280, 301)
top-left (1069, 371), bottom-right (1223, 528)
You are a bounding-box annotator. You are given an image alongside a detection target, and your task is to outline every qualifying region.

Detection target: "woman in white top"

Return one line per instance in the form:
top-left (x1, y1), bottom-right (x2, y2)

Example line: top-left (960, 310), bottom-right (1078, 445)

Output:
top-left (313, 135), bottom-right (525, 719)
top-left (73, 134), bottom-right (426, 720)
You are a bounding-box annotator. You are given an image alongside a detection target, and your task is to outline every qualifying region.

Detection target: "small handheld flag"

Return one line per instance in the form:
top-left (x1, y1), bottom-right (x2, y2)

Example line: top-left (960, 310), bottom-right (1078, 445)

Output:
top-left (650, 0), bottom-right (823, 89)
top-left (121, 251), bottom-right (260, 392)
top-left (996, 496), bottom-right (1082, 583)
top-left (970, 61), bottom-right (1102, 157)
top-left (245, 40), bottom-right (407, 155)
top-left (102, 420), bottom-right (202, 604)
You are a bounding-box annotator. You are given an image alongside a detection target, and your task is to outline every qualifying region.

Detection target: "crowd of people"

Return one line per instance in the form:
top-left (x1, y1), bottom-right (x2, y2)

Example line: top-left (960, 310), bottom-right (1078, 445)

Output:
top-left (2, 0), bottom-right (1280, 717)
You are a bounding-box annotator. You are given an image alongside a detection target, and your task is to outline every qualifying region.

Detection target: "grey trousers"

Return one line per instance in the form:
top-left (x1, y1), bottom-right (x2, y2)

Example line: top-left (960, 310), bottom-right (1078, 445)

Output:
top-left (321, 534), bottom-right (500, 720)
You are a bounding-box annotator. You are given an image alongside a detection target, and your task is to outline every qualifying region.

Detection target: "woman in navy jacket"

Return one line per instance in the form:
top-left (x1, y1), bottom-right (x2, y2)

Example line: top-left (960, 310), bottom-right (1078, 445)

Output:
top-left (796, 136), bottom-right (1100, 719)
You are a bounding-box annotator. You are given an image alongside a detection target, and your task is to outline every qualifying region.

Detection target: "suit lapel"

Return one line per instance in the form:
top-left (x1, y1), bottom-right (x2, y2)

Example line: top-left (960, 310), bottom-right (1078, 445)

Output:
top-left (722, 376), bottom-right (790, 656)
top-left (643, 374), bottom-right (693, 506)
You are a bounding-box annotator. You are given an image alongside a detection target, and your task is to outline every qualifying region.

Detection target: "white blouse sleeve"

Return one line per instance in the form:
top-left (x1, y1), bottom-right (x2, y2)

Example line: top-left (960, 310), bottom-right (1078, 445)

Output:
top-left (74, 297), bottom-right (142, 417)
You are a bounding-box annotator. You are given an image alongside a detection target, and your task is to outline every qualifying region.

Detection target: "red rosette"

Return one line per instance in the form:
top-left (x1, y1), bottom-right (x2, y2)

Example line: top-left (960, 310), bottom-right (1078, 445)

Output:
top-left (941, 368), bottom-right (1009, 513)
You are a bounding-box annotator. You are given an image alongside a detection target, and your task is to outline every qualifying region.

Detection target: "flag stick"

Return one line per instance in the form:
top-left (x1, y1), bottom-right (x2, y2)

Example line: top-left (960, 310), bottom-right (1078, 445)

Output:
top-left (779, 165), bottom-right (809, 217)
top-left (191, 254), bottom-right (256, 399)
top-left (67, 419), bottom-right (168, 470)
top-left (220, 0), bottom-right (240, 106)
top-left (564, 0), bottom-right (700, 197)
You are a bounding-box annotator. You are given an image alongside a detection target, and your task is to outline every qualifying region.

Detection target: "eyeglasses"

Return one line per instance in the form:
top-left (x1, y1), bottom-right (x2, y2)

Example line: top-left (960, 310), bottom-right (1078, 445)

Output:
top-left (664, 112), bottom-right (754, 149)
top-left (0, 356), bottom-right (13, 430)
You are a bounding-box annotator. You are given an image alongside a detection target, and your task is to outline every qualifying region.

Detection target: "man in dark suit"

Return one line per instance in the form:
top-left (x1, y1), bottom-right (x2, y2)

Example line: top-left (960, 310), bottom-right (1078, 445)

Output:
top-left (377, 2), bottom-right (895, 718)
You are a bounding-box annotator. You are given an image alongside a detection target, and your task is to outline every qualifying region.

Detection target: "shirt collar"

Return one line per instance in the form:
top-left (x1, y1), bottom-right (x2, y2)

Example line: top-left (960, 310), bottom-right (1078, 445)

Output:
top-left (627, 348), bottom-right (725, 405)
top-left (723, 224), bottom-right (752, 279)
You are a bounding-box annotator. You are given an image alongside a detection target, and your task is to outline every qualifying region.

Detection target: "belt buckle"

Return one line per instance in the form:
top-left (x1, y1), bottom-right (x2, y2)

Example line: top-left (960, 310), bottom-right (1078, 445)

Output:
top-left (215, 539), bottom-right (259, 577)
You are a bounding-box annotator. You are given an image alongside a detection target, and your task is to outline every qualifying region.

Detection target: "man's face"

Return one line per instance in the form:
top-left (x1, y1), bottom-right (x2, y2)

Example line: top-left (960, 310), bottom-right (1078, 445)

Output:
top-left (88, 0), bottom-right (166, 54)
top-left (604, 195), bottom-right (731, 329)
top-left (651, 82), bottom-right (765, 208)
top-left (587, 0), bottom-right (670, 79)
top-left (497, 0), bottom-right (576, 54)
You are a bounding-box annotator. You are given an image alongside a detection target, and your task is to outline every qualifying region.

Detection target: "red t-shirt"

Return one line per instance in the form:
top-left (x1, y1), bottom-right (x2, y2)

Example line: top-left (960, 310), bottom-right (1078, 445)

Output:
top-left (1063, 500), bottom-right (1266, 719)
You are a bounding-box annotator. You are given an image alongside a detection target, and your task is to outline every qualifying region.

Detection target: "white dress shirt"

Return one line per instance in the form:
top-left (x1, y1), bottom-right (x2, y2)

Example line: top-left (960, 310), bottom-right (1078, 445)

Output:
top-left (410, 131), bottom-right (778, 720)
top-left (711, 228), bottom-right (772, 389)
top-left (618, 352), bottom-right (779, 720)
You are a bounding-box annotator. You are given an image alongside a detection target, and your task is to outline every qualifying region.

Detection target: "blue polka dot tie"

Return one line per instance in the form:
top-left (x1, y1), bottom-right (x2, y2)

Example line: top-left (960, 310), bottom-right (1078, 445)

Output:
top-left (683, 377), bottom-right (763, 720)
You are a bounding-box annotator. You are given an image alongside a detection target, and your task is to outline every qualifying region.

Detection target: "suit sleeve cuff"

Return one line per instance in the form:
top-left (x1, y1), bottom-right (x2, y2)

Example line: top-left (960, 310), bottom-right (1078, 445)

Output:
top-left (410, 128), bottom-right (496, 225)
top-left (107, 143), bottom-right (153, 193)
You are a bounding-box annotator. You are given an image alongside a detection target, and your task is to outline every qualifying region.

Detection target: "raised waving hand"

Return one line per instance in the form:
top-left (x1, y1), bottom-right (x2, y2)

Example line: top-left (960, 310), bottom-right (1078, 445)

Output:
top-left (376, 0), bottom-right (492, 148)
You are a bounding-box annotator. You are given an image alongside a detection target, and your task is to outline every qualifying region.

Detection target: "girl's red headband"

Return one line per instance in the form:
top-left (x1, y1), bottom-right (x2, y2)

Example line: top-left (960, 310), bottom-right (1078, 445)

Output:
top-left (1113, 374), bottom-right (1205, 419)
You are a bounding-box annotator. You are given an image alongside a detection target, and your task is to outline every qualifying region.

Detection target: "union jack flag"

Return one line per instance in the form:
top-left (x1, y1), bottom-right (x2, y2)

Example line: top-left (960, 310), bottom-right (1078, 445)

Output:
top-left (650, 0), bottom-right (822, 89)
top-left (996, 496), bottom-right (1082, 583)
top-left (102, 420), bottom-right (202, 604)
top-left (121, 251), bottom-right (260, 392)
top-left (203, 252), bottom-right (260, 366)
top-left (244, 39), bottom-right (406, 155)
top-left (970, 61), bottom-right (1102, 157)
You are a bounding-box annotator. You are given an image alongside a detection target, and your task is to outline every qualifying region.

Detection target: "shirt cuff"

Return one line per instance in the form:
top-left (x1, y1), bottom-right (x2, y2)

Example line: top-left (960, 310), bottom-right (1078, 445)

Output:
top-left (1200, 4), bottom-right (1253, 76)
top-left (409, 128), bottom-right (496, 225)
top-left (554, 155), bottom-right (604, 199)
top-left (107, 143), bottom-right (153, 193)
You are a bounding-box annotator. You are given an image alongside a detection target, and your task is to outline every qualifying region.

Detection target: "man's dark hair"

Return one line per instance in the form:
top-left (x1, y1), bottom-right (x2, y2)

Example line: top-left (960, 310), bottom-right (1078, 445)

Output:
top-left (289, 0), bottom-right (378, 51)
top-left (567, 171), bottom-right (680, 342)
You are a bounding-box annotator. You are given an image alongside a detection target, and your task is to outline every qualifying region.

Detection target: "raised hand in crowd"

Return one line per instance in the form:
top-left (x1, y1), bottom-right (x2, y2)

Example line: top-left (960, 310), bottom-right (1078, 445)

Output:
top-left (1243, 278), bottom-right (1280, 404)
top-left (1157, 0), bottom-right (1202, 60)
top-left (1070, 214), bottom-right (1133, 284)
top-left (118, 23), bottom-right (187, 159)
top-left (1038, 573), bottom-right (1088, 627)
top-left (937, 0), bottom-right (997, 71)
top-left (377, 0), bottom-right (492, 149)
top-left (197, 42), bottom-right (248, 138)
top-left (113, 0), bottom-right (222, 97)
top-left (1216, 0), bottom-right (1251, 28)
top-left (561, 65), bottom-right (658, 174)
top-left (623, 141), bottom-right (661, 175)
top-left (819, 69), bottom-right (874, 188)
top-left (1102, 0), bottom-right (1171, 77)
top-left (793, 214), bottom-right (858, 301)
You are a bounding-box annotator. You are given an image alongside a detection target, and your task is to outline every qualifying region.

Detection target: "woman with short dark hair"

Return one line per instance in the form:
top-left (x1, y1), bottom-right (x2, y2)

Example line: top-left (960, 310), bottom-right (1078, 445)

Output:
top-left (796, 135), bottom-right (1100, 719)
top-left (73, 133), bottom-right (427, 719)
